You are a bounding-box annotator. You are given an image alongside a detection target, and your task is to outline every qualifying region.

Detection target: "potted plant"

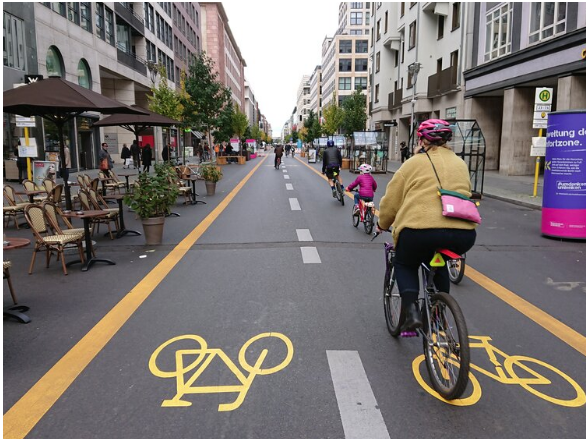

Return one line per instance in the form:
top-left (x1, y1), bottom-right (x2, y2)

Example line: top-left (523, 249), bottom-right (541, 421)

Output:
top-left (200, 163), bottom-right (223, 196)
top-left (124, 163), bottom-right (179, 245)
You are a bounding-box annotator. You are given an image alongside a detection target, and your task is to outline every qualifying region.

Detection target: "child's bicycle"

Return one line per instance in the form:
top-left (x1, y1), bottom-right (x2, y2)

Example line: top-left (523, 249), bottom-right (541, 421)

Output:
top-left (351, 190), bottom-right (375, 234)
top-left (372, 229), bottom-right (470, 400)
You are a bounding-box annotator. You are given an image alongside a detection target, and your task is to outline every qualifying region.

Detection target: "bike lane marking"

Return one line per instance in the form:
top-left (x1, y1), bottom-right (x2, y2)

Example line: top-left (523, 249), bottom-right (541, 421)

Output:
top-left (286, 183), bottom-right (294, 190)
top-left (465, 266), bottom-right (586, 358)
top-left (301, 247), bottom-right (321, 264)
top-left (3, 154), bottom-right (270, 439)
top-left (327, 350), bottom-right (391, 439)
top-left (284, 174), bottom-right (290, 179)
top-left (289, 198), bottom-right (301, 210)
top-left (296, 229), bottom-right (313, 241)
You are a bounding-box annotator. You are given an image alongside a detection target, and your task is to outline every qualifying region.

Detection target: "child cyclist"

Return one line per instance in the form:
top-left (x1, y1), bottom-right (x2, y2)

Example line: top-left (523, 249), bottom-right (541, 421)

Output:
top-left (346, 164), bottom-right (377, 213)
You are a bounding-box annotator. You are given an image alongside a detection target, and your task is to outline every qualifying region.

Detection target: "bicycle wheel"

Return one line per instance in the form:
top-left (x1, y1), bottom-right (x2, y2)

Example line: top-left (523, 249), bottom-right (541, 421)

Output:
top-left (383, 256), bottom-right (403, 336)
top-left (448, 254), bottom-right (466, 284)
top-left (423, 292), bottom-right (470, 400)
top-left (336, 182), bottom-right (344, 206)
top-left (363, 209), bottom-right (374, 234)
top-left (352, 207), bottom-right (360, 227)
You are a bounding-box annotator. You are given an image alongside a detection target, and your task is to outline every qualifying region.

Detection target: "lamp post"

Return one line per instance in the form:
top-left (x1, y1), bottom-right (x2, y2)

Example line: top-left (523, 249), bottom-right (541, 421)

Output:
top-left (408, 62), bottom-right (421, 154)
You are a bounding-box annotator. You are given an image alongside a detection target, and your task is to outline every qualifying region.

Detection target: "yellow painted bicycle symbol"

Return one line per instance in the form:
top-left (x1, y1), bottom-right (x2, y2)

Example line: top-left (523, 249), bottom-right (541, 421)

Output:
top-left (149, 332), bottom-right (293, 411)
top-left (413, 335), bottom-right (586, 407)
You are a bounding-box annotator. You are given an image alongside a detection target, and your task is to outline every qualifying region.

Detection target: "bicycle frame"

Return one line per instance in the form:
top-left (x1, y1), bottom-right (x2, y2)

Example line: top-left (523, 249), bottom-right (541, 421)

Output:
top-left (357, 198), bottom-right (375, 222)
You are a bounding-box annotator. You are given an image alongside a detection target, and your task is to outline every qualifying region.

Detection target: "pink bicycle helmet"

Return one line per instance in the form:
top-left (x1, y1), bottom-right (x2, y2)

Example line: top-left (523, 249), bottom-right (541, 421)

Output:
top-left (417, 119), bottom-right (453, 143)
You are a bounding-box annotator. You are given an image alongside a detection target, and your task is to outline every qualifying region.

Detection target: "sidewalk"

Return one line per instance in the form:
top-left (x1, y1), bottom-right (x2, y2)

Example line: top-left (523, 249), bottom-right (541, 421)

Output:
top-left (385, 160), bottom-right (543, 210)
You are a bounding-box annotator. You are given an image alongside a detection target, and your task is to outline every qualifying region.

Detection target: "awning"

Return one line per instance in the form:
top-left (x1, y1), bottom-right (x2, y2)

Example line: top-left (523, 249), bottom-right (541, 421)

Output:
top-left (192, 130), bottom-right (204, 139)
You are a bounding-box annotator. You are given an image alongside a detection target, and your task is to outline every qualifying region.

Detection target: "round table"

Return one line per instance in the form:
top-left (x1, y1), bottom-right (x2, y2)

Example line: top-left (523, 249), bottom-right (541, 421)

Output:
top-left (4, 237), bottom-right (31, 250)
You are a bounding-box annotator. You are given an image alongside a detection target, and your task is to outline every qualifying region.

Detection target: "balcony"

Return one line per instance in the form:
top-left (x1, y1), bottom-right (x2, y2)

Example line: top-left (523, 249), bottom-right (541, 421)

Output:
top-left (116, 45), bottom-right (147, 76)
top-left (387, 88), bottom-right (403, 110)
top-left (114, 3), bottom-right (145, 35)
top-left (427, 65), bottom-right (458, 98)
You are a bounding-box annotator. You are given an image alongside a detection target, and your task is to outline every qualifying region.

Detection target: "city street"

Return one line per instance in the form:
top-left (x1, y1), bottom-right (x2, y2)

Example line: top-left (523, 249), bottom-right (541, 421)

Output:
top-left (4, 154), bottom-right (586, 439)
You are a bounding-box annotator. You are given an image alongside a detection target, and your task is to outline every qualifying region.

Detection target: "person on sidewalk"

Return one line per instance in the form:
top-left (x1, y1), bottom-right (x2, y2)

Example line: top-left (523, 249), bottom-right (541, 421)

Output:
top-left (121, 143), bottom-right (131, 168)
top-left (377, 119), bottom-right (477, 334)
top-left (99, 143), bottom-right (114, 177)
top-left (142, 143), bottom-right (153, 173)
top-left (400, 141), bottom-right (409, 163)
top-left (61, 143), bottom-right (71, 182)
top-left (130, 140), bottom-right (140, 170)
top-left (162, 144), bottom-right (170, 163)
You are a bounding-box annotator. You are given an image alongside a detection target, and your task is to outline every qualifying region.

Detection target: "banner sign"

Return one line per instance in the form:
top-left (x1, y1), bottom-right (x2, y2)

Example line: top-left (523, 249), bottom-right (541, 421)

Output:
top-left (230, 138), bottom-right (240, 152)
top-left (541, 111), bottom-right (586, 239)
top-left (32, 161), bottom-right (58, 187)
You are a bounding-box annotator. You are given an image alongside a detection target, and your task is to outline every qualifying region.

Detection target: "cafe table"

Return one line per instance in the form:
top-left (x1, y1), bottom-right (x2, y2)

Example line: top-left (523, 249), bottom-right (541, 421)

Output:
top-left (3, 237), bottom-right (31, 323)
top-left (182, 174), bottom-right (206, 205)
top-left (116, 172), bottom-right (137, 192)
top-left (103, 194), bottom-right (141, 238)
top-left (61, 210), bottom-right (116, 272)
top-left (17, 189), bottom-right (47, 203)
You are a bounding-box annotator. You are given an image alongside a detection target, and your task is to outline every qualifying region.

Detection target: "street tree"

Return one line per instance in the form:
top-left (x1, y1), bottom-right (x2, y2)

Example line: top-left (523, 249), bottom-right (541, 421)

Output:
top-left (322, 101), bottom-right (344, 137)
top-left (341, 87), bottom-right (367, 136)
top-left (211, 100), bottom-right (235, 143)
top-left (231, 107), bottom-right (249, 141)
top-left (304, 110), bottom-right (321, 144)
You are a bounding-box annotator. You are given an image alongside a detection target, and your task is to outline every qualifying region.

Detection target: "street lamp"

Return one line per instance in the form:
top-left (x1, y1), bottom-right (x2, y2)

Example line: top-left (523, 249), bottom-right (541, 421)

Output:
top-left (408, 62), bottom-right (421, 153)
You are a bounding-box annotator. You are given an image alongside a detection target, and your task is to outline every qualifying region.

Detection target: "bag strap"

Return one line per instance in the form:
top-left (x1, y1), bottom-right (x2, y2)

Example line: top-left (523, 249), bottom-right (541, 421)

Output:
top-left (424, 151), bottom-right (443, 189)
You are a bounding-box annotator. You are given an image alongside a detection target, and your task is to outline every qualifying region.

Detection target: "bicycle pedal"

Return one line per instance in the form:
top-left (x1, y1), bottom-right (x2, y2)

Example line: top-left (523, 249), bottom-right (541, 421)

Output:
top-left (400, 331), bottom-right (418, 338)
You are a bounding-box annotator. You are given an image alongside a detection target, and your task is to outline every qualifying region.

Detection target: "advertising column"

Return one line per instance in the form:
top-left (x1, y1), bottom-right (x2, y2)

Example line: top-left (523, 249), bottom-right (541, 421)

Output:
top-left (541, 111), bottom-right (586, 240)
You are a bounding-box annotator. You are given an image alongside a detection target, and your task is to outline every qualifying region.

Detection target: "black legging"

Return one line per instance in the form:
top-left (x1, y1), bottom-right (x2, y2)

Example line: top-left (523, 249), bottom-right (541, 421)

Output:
top-left (394, 228), bottom-right (476, 304)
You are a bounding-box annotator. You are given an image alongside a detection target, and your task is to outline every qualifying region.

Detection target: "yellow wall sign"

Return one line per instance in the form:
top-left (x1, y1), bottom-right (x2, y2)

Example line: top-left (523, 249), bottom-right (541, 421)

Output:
top-left (149, 333), bottom-right (293, 411)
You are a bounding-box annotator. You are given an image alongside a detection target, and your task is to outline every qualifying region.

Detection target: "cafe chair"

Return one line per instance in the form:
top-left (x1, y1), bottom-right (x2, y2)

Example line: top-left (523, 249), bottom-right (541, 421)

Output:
top-left (24, 204), bottom-right (84, 276)
top-left (42, 178), bottom-right (56, 193)
top-left (22, 179), bottom-right (48, 203)
top-left (98, 171), bottom-right (121, 194)
top-left (109, 171), bottom-right (128, 192)
top-left (42, 201), bottom-right (93, 258)
top-left (168, 174), bottom-right (192, 204)
top-left (3, 261), bottom-right (18, 304)
top-left (3, 184), bottom-right (32, 229)
top-left (78, 190), bottom-right (119, 240)
top-left (47, 184), bottom-right (64, 206)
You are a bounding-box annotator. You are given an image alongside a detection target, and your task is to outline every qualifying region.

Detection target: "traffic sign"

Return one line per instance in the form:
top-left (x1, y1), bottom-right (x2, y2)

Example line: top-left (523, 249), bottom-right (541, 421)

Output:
top-left (533, 87), bottom-right (553, 129)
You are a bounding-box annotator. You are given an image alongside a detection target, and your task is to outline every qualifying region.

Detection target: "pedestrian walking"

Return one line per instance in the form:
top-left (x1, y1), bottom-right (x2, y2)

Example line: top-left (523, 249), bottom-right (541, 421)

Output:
top-left (142, 143), bottom-right (153, 173)
top-left (400, 141), bottom-right (410, 163)
top-left (121, 143), bottom-right (131, 168)
top-left (99, 143), bottom-right (114, 177)
top-left (130, 140), bottom-right (140, 169)
top-left (15, 144), bottom-right (28, 182)
top-left (162, 144), bottom-right (170, 162)
top-left (61, 143), bottom-right (71, 182)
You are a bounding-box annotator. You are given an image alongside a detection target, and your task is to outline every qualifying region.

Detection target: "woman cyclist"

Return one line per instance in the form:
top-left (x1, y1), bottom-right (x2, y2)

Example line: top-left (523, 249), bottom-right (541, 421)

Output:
top-left (346, 164), bottom-right (377, 213)
top-left (376, 119), bottom-right (477, 331)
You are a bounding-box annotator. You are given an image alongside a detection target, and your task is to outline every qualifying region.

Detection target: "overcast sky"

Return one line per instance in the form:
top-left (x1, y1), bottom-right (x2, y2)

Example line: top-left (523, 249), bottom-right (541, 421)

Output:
top-left (223, 2), bottom-right (340, 137)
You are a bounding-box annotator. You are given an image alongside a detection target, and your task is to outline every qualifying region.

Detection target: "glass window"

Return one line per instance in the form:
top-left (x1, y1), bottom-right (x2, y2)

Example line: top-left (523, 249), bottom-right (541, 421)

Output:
top-left (356, 40), bottom-right (368, 53)
top-left (484, 3), bottom-right (512, 61)
top-left (351, 2), bottom-right (363, 8)
top-left (46, 46), bottom-right (64, 77)
top-left (3, 12), bottom-right (26, 71)
top-left (355, 77), bottom-right (367, 90)
top-left (117, 24), bottom-right (130, 52)
top-left (95, 3), bottom-right (105, 41)
top-left (452, 2), bottom-right (461, 30)
top-left (80, 3), bottom-right (92, 32)
top-left (350, 29), bottom-right (363, 35)
top-left (409, 21), bottom-right (417, 49)
top-left (52, 2), bottom-right (66, 16)
top-left (350, 12), bottom-right (363, 25)
top-left (68, 2), bottom-right (79, 25)
top-left (77, 59), bottom-right (92, 89)
top-left (105, 6), bottom-right (114, 46)
top-left (339, 40), bottom-right (352, 53)
top-left (529, 2), bottom-right (566, 44)
top-left (355, 58), bottom-right (368, 71)
top-left (339, 59), bottom-right (352, 71)
top-left (375, 84), bottom-right (379, 102)
top-left (375, 51), bottom-right (380, 72)
top-left (438, 15), bottom-right (444, 40)
top-left (339, 77), bottom-right (351, 90)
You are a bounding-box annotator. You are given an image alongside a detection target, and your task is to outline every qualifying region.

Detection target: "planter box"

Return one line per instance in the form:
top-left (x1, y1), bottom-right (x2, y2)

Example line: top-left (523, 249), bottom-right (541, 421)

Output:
top-left (341, 158), bottom-right (350, 169)
top-left (300, 152), bottom-right (306, 157)
top-left (237, 156), bottom-right (246, 165)
top-left (216, 156), bottom-right (227, 165)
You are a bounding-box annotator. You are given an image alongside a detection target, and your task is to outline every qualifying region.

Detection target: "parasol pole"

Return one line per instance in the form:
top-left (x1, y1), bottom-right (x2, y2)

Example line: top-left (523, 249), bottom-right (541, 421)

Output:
top-left (56, 118), bottom-right (73, 211)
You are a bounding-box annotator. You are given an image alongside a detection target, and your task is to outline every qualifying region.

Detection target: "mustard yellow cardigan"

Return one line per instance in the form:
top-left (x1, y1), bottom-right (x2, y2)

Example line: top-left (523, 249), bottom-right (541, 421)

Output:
top-left (378, 147), bottom-right (477, 245)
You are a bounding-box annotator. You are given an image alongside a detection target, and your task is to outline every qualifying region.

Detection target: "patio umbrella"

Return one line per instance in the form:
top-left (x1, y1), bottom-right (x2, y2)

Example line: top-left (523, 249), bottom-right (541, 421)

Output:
top-left (92, 105), bottom-right (181, 168)
top-left (3, 76), bottom-right (147, 210)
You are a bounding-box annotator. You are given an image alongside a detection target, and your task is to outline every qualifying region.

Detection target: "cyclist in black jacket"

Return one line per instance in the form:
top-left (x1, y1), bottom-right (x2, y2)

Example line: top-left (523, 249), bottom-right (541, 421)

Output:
top-left (322, 140), bottom-right (344, 196)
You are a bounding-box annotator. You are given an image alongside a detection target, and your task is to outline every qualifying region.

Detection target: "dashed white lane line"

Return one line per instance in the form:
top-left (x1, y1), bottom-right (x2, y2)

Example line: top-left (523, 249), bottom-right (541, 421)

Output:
top-left (283, 169), bottom-right (288, 173)
top-left (289, 198), bottom-right (301, 210)
top-left (284, 175), bottom-right (290, 180)
top-left (296, 229), bottom-right (313, 241)
top-left (327, 350), bottom-right (391, 439)
top-left (300, 247), bottom-right (321, 263)
top-left (286, 183), bottom-right (294, 190)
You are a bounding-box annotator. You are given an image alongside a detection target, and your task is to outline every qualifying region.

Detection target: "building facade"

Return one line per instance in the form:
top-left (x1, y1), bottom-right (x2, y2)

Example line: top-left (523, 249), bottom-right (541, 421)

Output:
top-left (308, 65), bottom-right (322, 121)
top-left (295, 75), bottom-right (311, 125)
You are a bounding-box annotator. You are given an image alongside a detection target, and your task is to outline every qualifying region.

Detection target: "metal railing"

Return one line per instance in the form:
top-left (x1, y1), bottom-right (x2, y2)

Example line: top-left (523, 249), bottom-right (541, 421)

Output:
top-left (427, 65), bottom-right (459, 98)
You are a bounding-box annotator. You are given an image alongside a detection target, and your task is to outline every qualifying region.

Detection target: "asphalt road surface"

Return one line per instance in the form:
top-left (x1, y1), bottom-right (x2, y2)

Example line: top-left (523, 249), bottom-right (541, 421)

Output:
top-left (4, 153), bottom-right (586, 439)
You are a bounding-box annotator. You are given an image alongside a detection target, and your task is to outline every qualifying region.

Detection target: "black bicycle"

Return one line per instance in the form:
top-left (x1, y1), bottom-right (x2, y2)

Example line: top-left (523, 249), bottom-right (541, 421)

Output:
top-left (374, 230), bottom-right (470, 400)
top-left (332, 170), bottom-right (344, 206)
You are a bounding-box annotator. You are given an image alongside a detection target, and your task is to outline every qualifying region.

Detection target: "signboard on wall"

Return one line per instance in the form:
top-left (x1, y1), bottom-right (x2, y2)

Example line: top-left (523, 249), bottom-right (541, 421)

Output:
top-left (32, 161), bottom-right (58, 186)
top-left (230, 138), bottom-right (240, 152)
top-left (103, 133), bottom-right (119, 152)
top-left (18, 137), bottom-right (37, 157)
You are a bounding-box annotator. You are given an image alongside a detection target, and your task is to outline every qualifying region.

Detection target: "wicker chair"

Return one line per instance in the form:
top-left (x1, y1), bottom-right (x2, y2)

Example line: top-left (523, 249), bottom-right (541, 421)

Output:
top-left (42, 201), bottom-right (92, 258)
top-left (22, 179), bottom-right (48, 202)
top-left (24, 204), bottom-right (84, 275)
top-left (98, 171), bottom-right (121, 194)
top-left (78, 189), bottom-right (119, 240)
top-left (3, 184), bottom-right (32, 229)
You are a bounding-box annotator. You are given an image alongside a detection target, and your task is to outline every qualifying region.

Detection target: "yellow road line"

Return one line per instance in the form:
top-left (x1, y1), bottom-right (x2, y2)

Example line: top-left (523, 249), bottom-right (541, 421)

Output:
top-left (3, 155), bottom-right (269, 439)
top-left (298, 156), bottom-right (586, 357)
top-left (465, 266), bottom-right (586, 358)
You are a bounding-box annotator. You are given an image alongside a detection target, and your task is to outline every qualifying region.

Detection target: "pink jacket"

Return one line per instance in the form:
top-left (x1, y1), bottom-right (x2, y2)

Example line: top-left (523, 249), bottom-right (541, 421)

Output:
top-left (347, 174), bottom-right (377, 198)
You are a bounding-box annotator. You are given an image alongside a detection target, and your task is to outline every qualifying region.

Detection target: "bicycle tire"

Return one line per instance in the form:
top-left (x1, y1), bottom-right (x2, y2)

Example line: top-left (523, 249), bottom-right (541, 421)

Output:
top-left (448, 254), bottom-right (466, 284)
top-left (423, 292), bottom-right (470, 400)
top-left (383, 256), bottom-right (403, 336)
top-left (336, 182), bottom-right (344, 206)
top-left (352, 208), bottom-right (360, 227)
top-left (364, 209), bottom-right (374, 234)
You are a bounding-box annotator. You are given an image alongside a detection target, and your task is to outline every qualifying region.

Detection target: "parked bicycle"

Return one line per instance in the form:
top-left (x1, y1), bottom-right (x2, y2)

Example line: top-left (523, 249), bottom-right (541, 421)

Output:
top-left (332, 170), bottom-right (344, 206)
top-left (373, 229), bottom-right (470, 400)
top-left (351, 190), bottom-right (375, 234)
